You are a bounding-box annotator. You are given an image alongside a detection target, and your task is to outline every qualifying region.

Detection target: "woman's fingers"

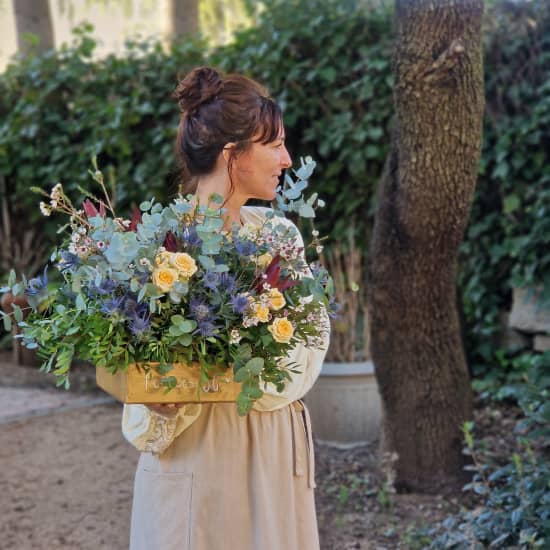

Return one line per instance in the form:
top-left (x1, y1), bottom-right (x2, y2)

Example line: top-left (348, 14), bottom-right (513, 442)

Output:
top-left (147, 403), bottom-right (184, 416)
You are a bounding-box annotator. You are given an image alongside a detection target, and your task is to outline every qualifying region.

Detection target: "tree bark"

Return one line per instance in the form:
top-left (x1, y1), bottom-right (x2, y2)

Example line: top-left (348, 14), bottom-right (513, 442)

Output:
top-left (13, 0), bottom-right (55, 55)
top-left (368, 0), bottom-right (485, 493)
top-left (168, 0), bottom-right (199, 39)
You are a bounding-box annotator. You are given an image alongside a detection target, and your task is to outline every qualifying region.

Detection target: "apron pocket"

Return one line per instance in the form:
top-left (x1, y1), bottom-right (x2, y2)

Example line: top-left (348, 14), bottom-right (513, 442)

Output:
top-left (130, 470), bottom-right (194, 550)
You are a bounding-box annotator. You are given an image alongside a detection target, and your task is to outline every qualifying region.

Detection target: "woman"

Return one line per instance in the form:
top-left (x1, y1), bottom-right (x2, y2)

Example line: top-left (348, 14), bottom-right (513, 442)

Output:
top-left (122, 66), bottom-right (330, 550)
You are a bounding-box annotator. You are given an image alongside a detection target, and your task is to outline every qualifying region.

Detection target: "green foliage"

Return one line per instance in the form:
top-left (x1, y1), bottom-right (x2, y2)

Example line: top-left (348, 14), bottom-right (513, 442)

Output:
top-left (0, 22), bottom-right (205, 243)
top-left (427, 352), bottom-right (550, 548)
top-left (428, 431), bottom-right (550, 548)
top-left (459, 0), bottom-right (550, 375)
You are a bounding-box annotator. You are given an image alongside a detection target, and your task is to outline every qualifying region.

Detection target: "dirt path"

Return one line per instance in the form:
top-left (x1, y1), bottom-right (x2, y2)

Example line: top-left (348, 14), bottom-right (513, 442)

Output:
top-left (0, 402), bottom-right (136, 550)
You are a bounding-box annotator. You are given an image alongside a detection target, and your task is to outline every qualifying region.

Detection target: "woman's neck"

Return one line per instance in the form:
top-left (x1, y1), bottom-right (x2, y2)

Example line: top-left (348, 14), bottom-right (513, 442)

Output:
top-left (194, 173), bottom-right (246, 229)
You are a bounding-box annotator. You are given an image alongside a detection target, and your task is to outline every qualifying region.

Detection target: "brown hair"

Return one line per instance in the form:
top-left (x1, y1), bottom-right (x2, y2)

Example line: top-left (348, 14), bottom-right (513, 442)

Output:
top-left (172, 66), bottom-right (283, 196)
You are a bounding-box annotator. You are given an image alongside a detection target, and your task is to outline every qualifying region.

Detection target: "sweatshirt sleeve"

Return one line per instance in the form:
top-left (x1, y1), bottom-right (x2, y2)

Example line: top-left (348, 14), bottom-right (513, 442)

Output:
top-left (121, 403), bottom-right (202, 455)
top-left (254, 215), bottom-right (331, 411)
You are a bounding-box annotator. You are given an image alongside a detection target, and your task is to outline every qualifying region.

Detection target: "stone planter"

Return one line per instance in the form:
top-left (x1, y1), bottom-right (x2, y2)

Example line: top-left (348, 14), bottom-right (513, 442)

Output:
top-left (304, 360), bottom-right (382, 445)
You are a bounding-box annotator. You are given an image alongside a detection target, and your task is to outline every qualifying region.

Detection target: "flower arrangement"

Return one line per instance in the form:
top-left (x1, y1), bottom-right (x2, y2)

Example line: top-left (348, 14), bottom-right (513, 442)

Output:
top-left (1, 157), bottom-right (335, 414)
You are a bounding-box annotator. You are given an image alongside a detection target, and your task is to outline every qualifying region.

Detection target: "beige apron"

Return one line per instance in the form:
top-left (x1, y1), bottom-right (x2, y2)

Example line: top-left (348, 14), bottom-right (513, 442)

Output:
top-left (129, 400), bottom-right (319, 550)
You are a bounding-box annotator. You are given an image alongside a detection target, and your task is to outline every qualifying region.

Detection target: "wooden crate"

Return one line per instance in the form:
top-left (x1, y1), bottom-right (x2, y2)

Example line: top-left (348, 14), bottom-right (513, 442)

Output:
top-left (96, 362), bottom-right (241, 404)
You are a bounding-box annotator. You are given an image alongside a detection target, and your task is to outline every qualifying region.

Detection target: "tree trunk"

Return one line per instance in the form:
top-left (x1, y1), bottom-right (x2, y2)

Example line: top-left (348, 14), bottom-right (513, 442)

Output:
top-left (168, 0), bottom-right (199, 39)
top-left (13, 0), bottom-right (55, 55)
top-left (368, 0), bottom-right (485, 493)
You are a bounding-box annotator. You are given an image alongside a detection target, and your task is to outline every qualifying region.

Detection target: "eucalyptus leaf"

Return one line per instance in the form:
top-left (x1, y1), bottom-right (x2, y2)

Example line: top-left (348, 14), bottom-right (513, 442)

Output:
top-left (2, 314), bottom-right (12, 331)
top-left (75, 294), bottom-right (86, 311)
top-left (234, 357), bottom-right (264, 382)
top-left (12, 305), bottom-right (23, 323)
top-left (298, 204), bottom-right (316, 218)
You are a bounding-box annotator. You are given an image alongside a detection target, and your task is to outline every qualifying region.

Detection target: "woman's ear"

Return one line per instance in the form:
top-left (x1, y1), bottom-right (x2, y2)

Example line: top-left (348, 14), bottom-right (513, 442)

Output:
top-left (222, 142), bottom-right (236, 165)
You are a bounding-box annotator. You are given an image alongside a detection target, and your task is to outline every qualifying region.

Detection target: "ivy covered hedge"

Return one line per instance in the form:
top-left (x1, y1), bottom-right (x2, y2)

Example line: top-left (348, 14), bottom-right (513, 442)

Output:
top-left (0, 0), bottom-right (549, 372)
top-left (459, 0), bottom-right (550, 376)
top-left (0, 23), bottom-right (205, 237)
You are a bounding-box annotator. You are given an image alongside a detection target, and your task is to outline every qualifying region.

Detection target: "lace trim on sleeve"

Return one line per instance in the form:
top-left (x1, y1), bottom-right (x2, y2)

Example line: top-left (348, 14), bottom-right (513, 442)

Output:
top-left (142, 413), bottom-right (179, 454)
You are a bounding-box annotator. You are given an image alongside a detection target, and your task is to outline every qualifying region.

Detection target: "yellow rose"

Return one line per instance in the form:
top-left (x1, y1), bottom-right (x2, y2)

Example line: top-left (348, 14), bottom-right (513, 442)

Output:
top-left (155, 251), bottom-right (172, 266)
top-left (253, 303), bottom-right (270, 323)
top-left (152, 266), bottom-right (179, 292)
top-left (256, 252), bottom-right (273, 268)
top-left (268, 318), bottom-right (295, 344)
top-left (170, 252), bottom-right (198, 278)
top-left (268, 288), bottom-right (286, 311)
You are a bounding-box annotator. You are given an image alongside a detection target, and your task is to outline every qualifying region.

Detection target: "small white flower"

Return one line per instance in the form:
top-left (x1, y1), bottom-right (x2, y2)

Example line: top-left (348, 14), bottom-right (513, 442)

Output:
top-left (50, 183), bottom-right (63, 201)
top-left (122, 220), bottom-right (131, 227)
top-left (68, 244), bottom-right (77, 254)
top-left (49, 199), bottom-right (58, 208)
top-left (77, 245), bottom-right (88, 255)
top-left (312, 229), bottom-right (319, 237)
top-left (316, 245), bottom-right (324, 254)
top-left (139, 257), bottom-right (150, 266)
top-left (78, 226), bottom-right (87, 235)
top-left (71, 233), bottom-right (81, 243)
top-left (128, 263), bottom-right (135, 269)
top-left (39, 201), bottom-right (52, 216)
top-left (229, 329), bottom-right (242, 344)
top-left (96, 241), bottom-right (106, 250)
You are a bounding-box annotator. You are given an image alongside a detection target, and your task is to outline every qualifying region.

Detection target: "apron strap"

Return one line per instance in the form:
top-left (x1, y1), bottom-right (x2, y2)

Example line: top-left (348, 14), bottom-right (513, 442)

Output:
top-left (290, 400), bottom-right (316, 489)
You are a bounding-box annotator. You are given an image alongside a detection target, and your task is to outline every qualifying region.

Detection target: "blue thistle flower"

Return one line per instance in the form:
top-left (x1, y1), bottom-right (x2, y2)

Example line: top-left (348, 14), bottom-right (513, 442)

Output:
top-left (328, 296), bottom-right (342, 319)
top-left (129, 313), bottom-right (151, 336)
top-left (234, 239), bottom-right (257, 256)
top-left (56, 251), bottom-right (79, 273)
top-left (181, 225), bottom-right (202, 247)
top-left (310, 262), bottom-right (329, 285)
top-left (123, 295), bottom-right (148, 318)
top-left (138, 271), bottom-right (150, 285)
top-left (230, 293), bottom-right (249, 314)
top-left (219, 273), bottom-right (236, 293)
top-left (100, 295), bottom-right (125, 315)
top-left (190, 296), bottom-right (213, 322)
top-left (202, 271), bottom-right (220, 291)
top-left (25, 267), bottom-right (48, 296)
top-left (195, 320), bottom-right (217, 337)
top-left (91, 278), bottom-right (117, 295)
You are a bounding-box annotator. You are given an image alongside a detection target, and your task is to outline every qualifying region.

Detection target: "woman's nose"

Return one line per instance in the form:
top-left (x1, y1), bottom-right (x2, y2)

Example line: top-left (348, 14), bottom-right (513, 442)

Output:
top-left (281, 145), bottom-right (292, 168)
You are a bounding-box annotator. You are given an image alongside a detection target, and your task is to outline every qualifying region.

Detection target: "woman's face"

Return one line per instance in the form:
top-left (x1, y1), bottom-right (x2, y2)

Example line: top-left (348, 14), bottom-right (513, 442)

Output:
top-left (230, 127), bottom-right (292, 201)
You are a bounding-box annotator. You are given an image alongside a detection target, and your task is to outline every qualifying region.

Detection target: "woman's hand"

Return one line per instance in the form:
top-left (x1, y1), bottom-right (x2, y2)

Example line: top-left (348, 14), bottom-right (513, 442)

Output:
top-left (147, 403), bottom-right (184, 417)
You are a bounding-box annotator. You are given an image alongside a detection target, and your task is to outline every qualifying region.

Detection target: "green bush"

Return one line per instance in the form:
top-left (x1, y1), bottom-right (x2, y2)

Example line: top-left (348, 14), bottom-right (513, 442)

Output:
top-left (0, 0), bottom-right (549, 380)
top-left (427, 351), bottom-right (550, 549)
top-left (0, 23), bottom-right (205, 243)
top-left (459, 0), bottom-right (550, 377)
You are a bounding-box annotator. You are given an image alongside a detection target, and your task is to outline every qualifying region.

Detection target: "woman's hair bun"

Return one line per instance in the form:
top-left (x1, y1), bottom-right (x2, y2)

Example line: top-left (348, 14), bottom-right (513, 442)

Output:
top-left (173, 66), bottom-right (224, 114)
